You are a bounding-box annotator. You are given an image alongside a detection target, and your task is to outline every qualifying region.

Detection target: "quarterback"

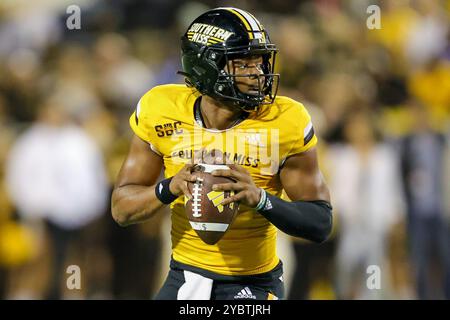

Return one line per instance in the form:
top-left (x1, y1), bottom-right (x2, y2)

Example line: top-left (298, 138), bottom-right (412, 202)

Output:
top-left (111, 7), bottom-right (332, 300)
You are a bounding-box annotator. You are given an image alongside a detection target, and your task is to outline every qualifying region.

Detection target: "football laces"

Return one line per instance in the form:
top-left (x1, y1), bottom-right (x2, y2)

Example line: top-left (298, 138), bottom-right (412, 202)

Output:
top-left (191, 177), bottom-right (203, 218)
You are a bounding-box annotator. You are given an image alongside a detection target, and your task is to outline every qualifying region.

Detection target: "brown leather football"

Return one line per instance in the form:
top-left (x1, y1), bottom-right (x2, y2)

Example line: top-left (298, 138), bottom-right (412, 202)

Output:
top-left (185, 163), bottom-right (239, 245)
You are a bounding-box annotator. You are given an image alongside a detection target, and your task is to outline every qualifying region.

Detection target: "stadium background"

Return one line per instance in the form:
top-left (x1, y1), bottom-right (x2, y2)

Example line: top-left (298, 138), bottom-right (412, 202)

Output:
top-left (0, 0), bottom-right (449, 299)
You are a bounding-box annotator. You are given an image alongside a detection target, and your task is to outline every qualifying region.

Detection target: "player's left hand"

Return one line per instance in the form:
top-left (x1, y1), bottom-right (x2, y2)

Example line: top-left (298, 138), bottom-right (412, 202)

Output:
top-left (211, 164), bottom-right (261, 208)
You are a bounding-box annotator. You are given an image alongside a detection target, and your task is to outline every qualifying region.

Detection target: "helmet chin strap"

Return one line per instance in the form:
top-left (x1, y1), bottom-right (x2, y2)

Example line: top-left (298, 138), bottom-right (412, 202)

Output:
top-left (214, 92), bottom-right (263, 112)
top-left (214, 87), bottom-right (263, 112)
top-left (238, 103), bottom-right (260, 112)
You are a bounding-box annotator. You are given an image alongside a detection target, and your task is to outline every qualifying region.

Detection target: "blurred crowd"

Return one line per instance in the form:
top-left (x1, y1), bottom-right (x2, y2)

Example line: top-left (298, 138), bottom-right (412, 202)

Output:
top-left (0, 0), bottom-right (449, 300)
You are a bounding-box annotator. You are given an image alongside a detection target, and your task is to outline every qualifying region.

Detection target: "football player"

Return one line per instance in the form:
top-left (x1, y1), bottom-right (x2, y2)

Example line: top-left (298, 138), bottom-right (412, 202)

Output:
top-left (111, 7), bottom-right (332, 300)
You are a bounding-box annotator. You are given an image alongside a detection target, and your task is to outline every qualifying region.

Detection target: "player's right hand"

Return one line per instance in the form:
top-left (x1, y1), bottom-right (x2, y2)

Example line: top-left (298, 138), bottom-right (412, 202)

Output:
top-left (169, 163), bottom-right (198, 200)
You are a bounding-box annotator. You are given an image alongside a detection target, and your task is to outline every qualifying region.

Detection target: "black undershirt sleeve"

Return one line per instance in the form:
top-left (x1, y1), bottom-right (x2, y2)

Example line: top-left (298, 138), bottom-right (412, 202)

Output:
top-left (258, 192), bottom-right (333, 243)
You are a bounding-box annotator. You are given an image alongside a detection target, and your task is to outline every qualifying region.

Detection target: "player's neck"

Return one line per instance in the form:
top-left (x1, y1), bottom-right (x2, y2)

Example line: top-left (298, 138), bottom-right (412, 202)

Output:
top-left (200, 96), bottom-right (244, 130)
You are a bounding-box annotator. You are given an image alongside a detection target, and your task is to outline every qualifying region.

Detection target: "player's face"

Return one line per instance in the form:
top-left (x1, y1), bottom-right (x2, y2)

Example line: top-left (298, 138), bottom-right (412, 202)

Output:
top-left (227, 56), bottom-right (264, 95)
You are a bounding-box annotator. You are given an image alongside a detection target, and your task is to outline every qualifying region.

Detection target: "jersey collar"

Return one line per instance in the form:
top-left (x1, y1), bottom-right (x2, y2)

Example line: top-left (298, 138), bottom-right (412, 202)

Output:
top-left (193, 97), bottom-right (249, 131)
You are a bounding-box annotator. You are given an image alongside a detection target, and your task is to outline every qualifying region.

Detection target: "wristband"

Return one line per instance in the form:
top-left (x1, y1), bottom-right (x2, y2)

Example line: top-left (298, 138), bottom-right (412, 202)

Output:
top-left (254, 188), bottom-right (267, 211)
top-left (155, 177), bottom-right (178, 204)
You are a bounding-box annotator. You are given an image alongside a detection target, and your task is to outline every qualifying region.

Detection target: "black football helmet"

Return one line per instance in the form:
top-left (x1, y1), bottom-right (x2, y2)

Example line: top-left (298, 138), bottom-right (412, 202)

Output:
top-left (180, 7), bottom-right (279, 111)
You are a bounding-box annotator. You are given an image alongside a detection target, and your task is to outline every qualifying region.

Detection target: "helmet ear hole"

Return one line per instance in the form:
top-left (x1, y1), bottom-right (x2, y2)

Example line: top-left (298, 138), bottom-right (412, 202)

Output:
top-left (207, 50), bottom-right (226, 70)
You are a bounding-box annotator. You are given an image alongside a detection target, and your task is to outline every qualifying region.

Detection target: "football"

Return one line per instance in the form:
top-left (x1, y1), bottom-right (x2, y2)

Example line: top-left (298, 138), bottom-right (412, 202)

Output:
top-left (185, 163), bottom-right (239, 245)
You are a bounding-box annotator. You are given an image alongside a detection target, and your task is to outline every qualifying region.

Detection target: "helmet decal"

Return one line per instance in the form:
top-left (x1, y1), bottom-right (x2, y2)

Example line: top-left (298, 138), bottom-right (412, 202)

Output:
top-left (220, 7), bottom-right (266, 43)
top-left (187, 23), bottom-right (234, 46)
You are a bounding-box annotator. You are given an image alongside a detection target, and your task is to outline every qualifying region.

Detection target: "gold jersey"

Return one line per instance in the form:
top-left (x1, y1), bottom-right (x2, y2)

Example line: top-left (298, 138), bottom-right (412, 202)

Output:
top-left (129, 84), bottom-right (317, 275)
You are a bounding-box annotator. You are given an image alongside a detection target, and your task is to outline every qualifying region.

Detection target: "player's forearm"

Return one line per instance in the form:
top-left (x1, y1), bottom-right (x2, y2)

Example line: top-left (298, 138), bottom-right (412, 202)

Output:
top-left (111, 184), bottom-right (165, 226)
top-left (257, 191), bottom-right (333, 243)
